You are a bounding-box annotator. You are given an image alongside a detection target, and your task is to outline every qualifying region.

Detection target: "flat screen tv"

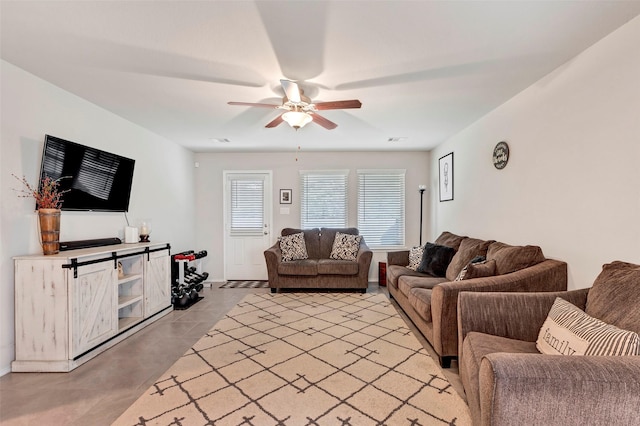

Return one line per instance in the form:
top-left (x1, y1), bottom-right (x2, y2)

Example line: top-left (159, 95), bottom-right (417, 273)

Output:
top-left (38, 135), bottom-right (135, 212)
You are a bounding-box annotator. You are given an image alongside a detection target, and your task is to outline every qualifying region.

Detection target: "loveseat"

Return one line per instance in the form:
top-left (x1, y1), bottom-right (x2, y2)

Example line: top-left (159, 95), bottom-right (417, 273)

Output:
top-left (387, 231), bottom-right (567, 367)
top-left (458, 260), bottom-right (640, 426)
top-left (264, 227), bottom-right (372, 293)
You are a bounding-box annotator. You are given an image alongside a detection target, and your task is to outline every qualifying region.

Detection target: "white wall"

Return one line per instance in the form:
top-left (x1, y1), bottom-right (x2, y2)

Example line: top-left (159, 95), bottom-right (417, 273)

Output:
top-left (430, 16), bottom-right (640, 289)
top-left (194, 151), bottom-right (431, 281)
top-left (0, 61), bottom-right (196, 374)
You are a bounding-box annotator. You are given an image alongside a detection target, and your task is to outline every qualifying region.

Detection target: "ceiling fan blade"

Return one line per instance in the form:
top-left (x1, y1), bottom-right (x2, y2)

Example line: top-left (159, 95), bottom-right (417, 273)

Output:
top-left (265, 114), bottom-right (285, 128)
top-left (280, 79), bottom-right (301, 103)
top-left (314, 100), bottom-right (362, 110)
top-left (311, 113), bottom-right (338, 130)
top-left (256, 2), bottom-right (328, 81)
top-left (228, 101), bottom-right (279, 108)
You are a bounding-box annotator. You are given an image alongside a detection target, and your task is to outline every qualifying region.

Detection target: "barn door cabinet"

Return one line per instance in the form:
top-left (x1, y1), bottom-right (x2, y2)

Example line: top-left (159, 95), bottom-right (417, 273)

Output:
top-left (13, 242), bottom-right (172, 372)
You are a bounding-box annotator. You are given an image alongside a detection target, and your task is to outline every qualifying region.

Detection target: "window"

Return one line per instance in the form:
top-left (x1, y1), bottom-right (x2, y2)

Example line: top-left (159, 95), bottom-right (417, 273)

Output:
top-left (300, 170), bottom-right (348, 229)
top-left (229, 177), bottom-right (264, 235)
top-left (357, 170), bottom-right (405, 248)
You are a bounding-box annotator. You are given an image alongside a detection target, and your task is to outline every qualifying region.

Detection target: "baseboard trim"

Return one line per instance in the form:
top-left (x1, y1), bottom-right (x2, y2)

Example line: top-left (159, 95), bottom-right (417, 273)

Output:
top-left (0, 365), bottom-right (11, 377)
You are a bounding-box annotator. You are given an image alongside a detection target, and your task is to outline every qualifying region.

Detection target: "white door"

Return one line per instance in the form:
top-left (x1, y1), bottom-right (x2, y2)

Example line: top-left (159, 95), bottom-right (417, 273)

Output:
top-left (224, 171), bottom-right (272, 280)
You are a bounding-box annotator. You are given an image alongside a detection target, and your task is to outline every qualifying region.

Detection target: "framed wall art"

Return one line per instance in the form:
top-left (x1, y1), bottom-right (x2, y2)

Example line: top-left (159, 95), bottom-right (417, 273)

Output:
top-left (439, 152), bottom-right (454, 202)
top-left (280, 189), bottom-right (292, 204)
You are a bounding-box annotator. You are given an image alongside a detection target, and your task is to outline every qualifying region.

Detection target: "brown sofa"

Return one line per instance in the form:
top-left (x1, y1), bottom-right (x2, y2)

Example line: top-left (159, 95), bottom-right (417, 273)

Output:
top-left (387, 231), bottom-right (567, 367)
top-left (458, 261), bottom-right (640, 426)
top-left (264, 227), bottom-right (373, 293)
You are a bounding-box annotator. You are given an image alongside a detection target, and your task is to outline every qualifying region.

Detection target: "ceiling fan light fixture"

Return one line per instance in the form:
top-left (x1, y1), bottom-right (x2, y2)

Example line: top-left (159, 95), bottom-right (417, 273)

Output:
top-left (282, 111), bottom-right (312, 130)
top-left (229, 79), bottom-right (360, 130)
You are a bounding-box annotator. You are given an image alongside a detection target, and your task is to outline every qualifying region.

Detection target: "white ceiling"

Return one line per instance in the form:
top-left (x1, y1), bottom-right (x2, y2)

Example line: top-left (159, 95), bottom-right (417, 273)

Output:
top-left (2, 1), bottom-right (639, 153)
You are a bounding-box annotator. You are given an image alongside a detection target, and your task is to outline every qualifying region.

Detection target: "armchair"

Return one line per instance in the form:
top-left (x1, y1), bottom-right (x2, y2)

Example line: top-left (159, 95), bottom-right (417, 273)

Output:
top-left (457, 261), bottom-right (640, 425)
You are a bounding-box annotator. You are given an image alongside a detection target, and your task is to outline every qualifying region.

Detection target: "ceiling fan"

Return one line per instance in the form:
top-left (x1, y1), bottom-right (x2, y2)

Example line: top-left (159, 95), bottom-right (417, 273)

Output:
top-left (228, 79), bottom-right (362, 130)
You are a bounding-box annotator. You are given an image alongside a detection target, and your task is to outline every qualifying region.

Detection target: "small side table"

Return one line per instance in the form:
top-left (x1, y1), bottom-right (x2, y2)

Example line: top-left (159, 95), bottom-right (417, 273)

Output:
top-left (378, 262), bottom-right (387, 286)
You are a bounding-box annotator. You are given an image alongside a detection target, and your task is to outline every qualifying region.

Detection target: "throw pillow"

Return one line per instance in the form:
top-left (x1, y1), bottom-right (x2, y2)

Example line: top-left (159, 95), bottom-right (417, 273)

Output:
top-left (486, 242), bottom-right (546, 275)
top-left (329, 232), bottom-right (362, 261)
top-left (434, 231), bottom-right (467, 251)
top-left (407, 245), bottom-right (425, 271)
top-left (455, 258), bottom-right (496, 281)
top-left (416, 243), bottom-right (456, 277)
top-left (279, 232), bottom-right (309, 262)
top-left (536, 297), bottom-right (640, 356)
top-left (445, 237), bottom-right (493, 281)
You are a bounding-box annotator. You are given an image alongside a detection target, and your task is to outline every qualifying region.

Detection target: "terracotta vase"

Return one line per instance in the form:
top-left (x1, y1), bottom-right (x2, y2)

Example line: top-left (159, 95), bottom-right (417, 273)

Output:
top-left (38, 208), bottom-right (61, 255)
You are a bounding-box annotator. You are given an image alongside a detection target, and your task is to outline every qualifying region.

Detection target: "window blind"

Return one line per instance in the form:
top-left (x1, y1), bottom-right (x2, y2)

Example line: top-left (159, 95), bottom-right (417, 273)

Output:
top-left (357, 170), bottom-right (405, 248)
top-left (300, 170), bottom-right (348, 229)
top-left (230, 178), bottom-right (264, 235)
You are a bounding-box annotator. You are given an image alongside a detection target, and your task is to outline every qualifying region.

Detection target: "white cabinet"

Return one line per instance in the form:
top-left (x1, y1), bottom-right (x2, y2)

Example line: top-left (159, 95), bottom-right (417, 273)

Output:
top-left (13, 242), bottom-right (171, 372)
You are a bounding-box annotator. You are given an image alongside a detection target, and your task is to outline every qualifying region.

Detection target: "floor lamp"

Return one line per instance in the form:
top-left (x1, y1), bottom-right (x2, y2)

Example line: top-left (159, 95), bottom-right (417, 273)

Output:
top-left (419, 185), bottom-right (426, 245)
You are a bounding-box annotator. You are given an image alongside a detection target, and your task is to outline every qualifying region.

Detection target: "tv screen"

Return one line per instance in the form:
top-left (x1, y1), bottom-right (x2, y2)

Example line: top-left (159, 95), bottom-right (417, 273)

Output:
top-left (38, 135), bottom-right (135, 212)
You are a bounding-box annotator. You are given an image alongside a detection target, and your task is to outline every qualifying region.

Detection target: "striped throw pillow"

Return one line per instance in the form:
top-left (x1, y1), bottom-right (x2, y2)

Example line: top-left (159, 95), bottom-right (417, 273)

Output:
top-left (537, 297), bottom-right (640, 356)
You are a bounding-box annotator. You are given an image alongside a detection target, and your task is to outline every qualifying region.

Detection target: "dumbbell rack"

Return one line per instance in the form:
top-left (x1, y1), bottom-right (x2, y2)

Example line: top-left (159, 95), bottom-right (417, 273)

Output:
top-left (171, 250), bottom-right (209, 310)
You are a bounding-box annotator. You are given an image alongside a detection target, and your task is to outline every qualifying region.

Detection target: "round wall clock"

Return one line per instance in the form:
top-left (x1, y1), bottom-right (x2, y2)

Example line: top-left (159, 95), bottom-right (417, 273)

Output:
top-left (493, 141), bottom-right (509, 169)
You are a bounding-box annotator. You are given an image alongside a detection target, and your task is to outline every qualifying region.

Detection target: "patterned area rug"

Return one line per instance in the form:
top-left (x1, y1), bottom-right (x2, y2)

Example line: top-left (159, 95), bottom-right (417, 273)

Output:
top-left (220, 280), bottom-right (269, 289)
top-left (114, 293), bottom-right (471, 425)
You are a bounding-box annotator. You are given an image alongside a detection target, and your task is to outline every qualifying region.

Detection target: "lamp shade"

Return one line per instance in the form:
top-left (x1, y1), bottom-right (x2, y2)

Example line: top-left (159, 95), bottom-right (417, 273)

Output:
top-left (282, 111), bottom-right (312, 129)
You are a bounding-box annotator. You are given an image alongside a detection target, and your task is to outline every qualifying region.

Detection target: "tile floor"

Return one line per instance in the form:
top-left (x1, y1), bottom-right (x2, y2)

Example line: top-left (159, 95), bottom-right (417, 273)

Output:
top-left (0, 283), bottom-right (464, 425)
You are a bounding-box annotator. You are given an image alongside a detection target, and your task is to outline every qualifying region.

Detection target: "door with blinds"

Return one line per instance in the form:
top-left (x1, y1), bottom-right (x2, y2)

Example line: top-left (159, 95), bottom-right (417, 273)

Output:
top-left (224, 172), bottom-right (272, 280)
